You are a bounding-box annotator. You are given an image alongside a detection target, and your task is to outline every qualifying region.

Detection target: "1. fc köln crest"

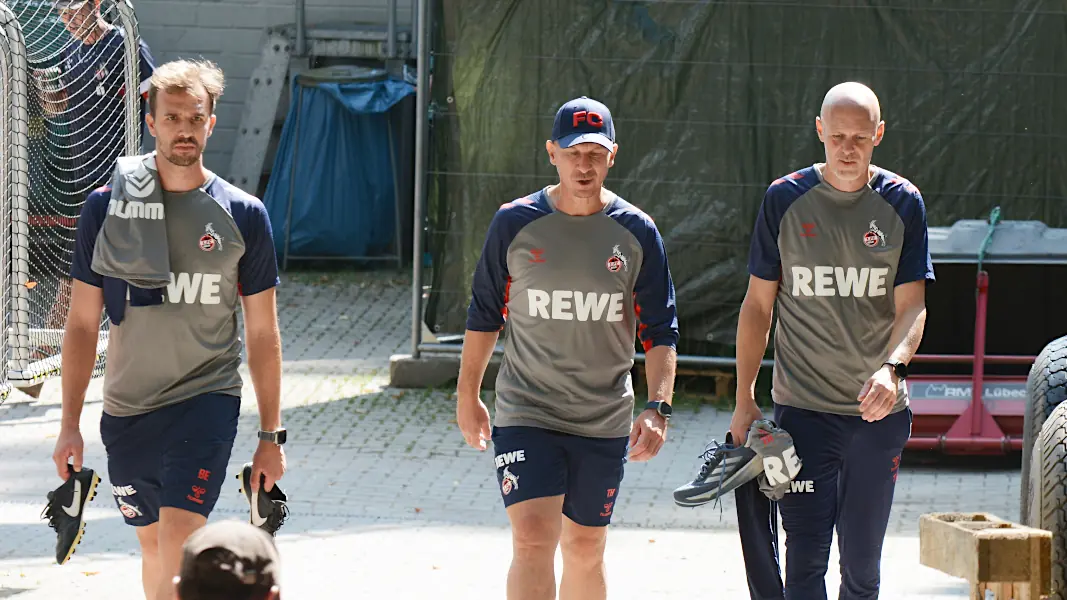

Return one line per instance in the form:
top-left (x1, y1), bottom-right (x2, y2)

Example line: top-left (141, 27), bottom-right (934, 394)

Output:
top-left (199, 223), bottom-right (223, 251)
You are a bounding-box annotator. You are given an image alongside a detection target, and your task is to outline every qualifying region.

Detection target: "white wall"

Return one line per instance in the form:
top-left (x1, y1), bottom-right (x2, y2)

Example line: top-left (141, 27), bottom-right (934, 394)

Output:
top-left (131, 0), bottom-right (414, 172)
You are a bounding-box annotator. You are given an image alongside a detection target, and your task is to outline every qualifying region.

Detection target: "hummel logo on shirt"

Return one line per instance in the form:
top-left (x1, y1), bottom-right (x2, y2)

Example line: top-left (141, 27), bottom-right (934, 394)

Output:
top-left (125, 170), bottom-right (156, 199)
top-left (108, 198), bottom-right (164, 220)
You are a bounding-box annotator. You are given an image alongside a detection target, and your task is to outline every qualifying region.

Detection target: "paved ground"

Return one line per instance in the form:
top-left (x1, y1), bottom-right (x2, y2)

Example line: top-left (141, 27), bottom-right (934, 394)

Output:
top-left (0, 269), bottom-right (1025, 599)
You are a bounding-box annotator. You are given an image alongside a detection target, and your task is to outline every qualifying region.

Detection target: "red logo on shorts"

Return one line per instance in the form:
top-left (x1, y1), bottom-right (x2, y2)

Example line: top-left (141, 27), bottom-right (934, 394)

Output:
top-left (600, 501), bottom-right (614, 517)
top-left (187, 486), bottom-right (207, 505)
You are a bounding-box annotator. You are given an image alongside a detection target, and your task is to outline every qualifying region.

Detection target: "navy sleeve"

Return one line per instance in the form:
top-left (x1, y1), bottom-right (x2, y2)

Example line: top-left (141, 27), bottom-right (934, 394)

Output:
top-left (137, 39), bottom-right (155, 131)
top-left (466, 208), bottom-right (515, 332)
top-left (892, 187), bottom-right (936, 287)
top-left (237, 199), bottom-right (281, 296)
top-left (632, 217), bottom-right (679, 352)
top-left (137, 39), bottom-right (155, 98)
top-left (748, 185), bottom-right (788, 281)
top-left (70, 187), bottom-right (111, 287)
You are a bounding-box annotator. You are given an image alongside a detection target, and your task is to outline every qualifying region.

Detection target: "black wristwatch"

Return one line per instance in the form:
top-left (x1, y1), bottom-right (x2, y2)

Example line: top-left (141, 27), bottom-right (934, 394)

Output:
top-left (645, 401), bottom-right (672, 421)
top-left (258, 428), bottom-right (287, 445)
top-left (882, 361), bottom-right (908, 381)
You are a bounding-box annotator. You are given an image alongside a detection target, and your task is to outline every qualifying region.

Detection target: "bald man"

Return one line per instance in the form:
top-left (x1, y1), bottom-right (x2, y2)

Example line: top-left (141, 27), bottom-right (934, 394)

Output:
top-left (726, 82), bottom-right (935, 599)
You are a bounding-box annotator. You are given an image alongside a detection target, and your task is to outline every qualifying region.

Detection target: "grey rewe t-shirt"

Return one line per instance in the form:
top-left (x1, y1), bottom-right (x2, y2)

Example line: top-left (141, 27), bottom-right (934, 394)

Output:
top-left (71, 173), bottom-right (281, 417)
top-left (466, 188), bottom-right (680, 439)
top-left (747, 164), bottom-right (935, 416)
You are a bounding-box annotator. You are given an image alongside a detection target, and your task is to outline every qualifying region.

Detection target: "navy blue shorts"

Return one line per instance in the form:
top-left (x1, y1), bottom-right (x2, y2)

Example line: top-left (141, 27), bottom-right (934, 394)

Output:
top-left (490, 425), bottom-right (629, 527)
top-left (100, 393), bottom-right (240, 526)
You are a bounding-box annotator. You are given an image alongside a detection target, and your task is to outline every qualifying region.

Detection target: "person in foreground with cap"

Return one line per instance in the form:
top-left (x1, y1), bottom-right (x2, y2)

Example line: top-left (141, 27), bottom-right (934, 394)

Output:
top-left (456, 96), bottom-right (679, 600)
top-left (175, 520), bottom-right (282, 600)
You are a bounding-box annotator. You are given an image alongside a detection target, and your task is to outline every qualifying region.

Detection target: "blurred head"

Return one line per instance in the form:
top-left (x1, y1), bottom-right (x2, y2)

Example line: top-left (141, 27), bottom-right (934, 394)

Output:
top-left (174, 520), bottom-right (281, 600)
top-left (53, 0), bottom-right (99, 42)
top-left (146, 60), bottom-right (225, 168)
top-left (545, 96), bottom-right (619, 199)
top-left (815, 82), bottom-right (884, 190)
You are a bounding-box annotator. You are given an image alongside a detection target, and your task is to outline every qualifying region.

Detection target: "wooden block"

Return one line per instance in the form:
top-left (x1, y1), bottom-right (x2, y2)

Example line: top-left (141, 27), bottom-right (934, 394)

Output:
top-left (919, 512), bottom-right (1052, 596)
top-left (974, 581), bottom-right (1041, 599)
top-left (635, 364), bottom-right (736, 402)
top-left (714, 374), bottom-right (734, 399)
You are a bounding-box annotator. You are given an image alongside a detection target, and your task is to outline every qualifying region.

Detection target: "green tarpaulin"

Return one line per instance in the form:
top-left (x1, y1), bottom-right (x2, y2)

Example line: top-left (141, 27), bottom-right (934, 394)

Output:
top-left (423, 0), bottom-right (1066, 357)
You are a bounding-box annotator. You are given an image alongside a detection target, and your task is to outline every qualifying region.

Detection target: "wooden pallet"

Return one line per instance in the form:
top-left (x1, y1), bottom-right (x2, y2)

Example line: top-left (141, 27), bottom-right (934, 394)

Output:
top-left (919, 512), bottom-right (1051, 599)
top-left (634, 364), bottom-right (735, 401)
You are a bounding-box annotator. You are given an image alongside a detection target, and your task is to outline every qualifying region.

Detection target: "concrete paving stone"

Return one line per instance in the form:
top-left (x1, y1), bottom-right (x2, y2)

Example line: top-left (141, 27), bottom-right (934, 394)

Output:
top-left (0, 271), bottom-right (1026, 598)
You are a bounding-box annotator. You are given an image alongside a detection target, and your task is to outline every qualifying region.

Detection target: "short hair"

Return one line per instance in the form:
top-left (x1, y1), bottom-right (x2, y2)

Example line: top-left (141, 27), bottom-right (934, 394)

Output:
top-left (177, 520), bottom-right (280, 600)
top-left (177, 548), bottom-right (274, 600)
top-left (148, 59), bottom-right (225, 116)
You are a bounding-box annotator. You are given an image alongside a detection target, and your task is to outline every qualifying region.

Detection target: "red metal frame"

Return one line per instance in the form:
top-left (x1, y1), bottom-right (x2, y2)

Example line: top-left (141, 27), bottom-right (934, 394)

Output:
top-left (905, 270), bottom-right (1031, 454)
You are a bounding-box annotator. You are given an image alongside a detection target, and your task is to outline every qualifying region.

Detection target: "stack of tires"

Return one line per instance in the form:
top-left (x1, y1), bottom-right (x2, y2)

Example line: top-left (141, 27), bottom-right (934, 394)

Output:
top-left (1022, 335), bottom-right (1067, 599)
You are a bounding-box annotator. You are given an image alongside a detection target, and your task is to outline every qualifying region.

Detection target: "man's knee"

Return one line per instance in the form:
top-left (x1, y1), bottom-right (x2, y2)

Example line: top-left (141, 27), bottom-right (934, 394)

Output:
top-left (508, 498), bottom-right (564, 559)
top-left (512, 516), bottom-right (560, 554)
top-left (158, 507), bottom-right (208, 550)
top-left (134, 523), bottom-right (161, 559)
top-left (780, 513), bottom-right (834, 581)
top-left (560, 520), bottom-right (607, 569)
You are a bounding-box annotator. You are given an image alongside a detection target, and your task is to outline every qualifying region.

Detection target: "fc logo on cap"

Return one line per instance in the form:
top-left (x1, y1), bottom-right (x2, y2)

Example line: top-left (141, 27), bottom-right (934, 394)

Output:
top-left (572, 110), bottom-right (604, 128)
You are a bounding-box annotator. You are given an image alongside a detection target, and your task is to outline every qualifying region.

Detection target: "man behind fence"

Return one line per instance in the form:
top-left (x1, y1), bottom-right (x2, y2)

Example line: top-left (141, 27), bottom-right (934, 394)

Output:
top-left (46, 59), bottom-right (287, 600)
top-left (53, 0), bottom-right (155, 190)
top-left (456, 96), bottom-right (679, 600)
top-left (20, 0), bottom-right (156, 399)
top-left (726, 81), bottom-right (935, 599)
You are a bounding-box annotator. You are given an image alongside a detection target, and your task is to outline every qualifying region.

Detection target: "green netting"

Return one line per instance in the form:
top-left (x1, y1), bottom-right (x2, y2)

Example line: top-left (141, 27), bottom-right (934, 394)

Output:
top-left (421, 0), bottom-right (1067, 357)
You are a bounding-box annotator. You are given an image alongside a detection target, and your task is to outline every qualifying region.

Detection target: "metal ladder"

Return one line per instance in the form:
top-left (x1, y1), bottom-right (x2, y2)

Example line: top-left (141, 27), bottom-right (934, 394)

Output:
top-left (225, 22), bottom-right (414, 196)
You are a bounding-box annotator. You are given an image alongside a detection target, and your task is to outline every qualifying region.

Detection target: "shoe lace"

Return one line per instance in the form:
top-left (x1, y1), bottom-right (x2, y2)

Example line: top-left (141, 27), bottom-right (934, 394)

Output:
top-left (41, 491), bottom-right (59, 533)
top-left (697, 439), bottom-right (736, 478)
top-left (265, 500), bottom-right (289, 534)
top-left (697, 440), bottom-right (737, 519)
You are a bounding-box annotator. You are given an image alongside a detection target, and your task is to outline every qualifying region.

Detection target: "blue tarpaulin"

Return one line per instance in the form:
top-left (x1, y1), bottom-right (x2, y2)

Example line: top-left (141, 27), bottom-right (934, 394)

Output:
top-left (264, 66), bottom-right (415, 264)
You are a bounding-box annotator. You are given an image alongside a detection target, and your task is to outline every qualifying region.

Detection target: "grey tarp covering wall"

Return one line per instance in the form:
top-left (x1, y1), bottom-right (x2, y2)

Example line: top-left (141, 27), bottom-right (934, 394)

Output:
top-left (422, 0), bottom-right (1067, 357)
